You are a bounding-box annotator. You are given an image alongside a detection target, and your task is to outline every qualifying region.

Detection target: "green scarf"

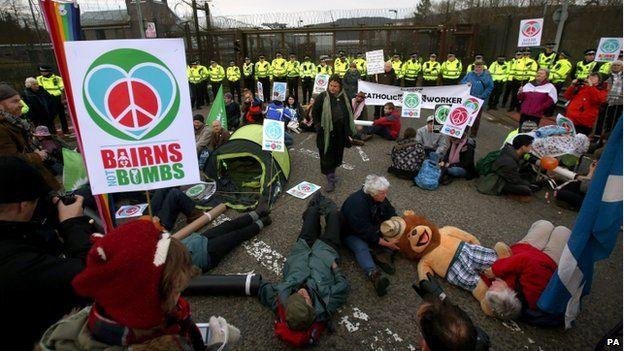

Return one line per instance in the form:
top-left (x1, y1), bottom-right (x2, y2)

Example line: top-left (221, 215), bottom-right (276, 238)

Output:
top-left (321, 90), bottom-right (356, 154)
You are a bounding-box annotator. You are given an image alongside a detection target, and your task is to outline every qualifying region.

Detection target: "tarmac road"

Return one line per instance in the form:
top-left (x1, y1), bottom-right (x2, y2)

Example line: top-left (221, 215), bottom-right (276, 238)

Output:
top-left (187, 108), bottom-right (622, 351)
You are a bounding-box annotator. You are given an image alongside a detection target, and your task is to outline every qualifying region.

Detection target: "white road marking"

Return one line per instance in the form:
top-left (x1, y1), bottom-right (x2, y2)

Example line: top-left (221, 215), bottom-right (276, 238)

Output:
top-left (356, 146), bottom-right (370, 162)
top-left (296, 148), bottom-right (356, 170)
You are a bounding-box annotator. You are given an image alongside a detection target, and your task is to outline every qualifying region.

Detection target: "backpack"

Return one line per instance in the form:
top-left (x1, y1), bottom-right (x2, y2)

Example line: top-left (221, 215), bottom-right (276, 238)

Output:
top-left (414, 158), bottom-right (441, 190)
top-left (475, 149), bottom-right (502, 176)
top-left (274, 301), bottom-right (326, 347)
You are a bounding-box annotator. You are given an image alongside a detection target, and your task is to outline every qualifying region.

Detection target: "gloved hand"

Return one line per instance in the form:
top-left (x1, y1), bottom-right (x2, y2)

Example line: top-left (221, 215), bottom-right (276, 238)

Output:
top-left (412, 273), bottom-right (446, 301)
top-left (206, 316), bottom-right (241, 351)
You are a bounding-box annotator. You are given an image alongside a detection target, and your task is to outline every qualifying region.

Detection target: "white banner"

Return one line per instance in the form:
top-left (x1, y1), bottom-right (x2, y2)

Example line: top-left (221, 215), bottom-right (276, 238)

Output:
top-left (441, 104), bottom-right (471, 138)
top-left (517, 18), bottom-right (544, 47)
top-left (401, 91), bottom-right (422, 118)
top-left (257, 81), bottom-right (264, 101)
top-left (313, 74), bottom-right (330, 94)
top-left (287, 181), bottom-right (321, 199)
top-left (272, 81), bottom-right (287, 101)
top-left (64, 38), bottom-right (200, 195)
top-left (366, 49), bottom-right (385, 75)
top-left (262, 119), bottom-right (285, 152)
top-left (357, 80), bottom-right (470, 108)
top-left (595, 37), bottom-right (623, 63)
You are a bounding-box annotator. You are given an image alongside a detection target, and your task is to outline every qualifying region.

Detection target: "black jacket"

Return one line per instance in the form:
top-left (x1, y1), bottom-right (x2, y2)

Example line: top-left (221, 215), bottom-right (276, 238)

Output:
top-left (22, 87), bottom-right (57, 126)
top-left (492, 144), bottom-right (531, 187)
top-left (340, 189), bottom-right (397, 246)
top-left (0, 217), bottom-right (93, 350)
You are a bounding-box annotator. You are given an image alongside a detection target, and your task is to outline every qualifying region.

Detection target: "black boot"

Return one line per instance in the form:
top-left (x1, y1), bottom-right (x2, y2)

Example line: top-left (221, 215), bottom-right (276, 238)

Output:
top-left (368, 271), bottom-right (389, 297)
top-left (372, 250), bottom-right (396, 275)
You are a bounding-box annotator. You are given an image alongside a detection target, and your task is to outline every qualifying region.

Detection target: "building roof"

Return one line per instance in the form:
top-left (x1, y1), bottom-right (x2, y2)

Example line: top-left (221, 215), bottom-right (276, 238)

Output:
top-left (81, 9), bottom-right (130, 27)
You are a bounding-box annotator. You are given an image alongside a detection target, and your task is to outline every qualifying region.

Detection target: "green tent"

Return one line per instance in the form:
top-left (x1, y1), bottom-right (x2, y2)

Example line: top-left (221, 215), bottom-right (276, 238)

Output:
top-left (202, 124), bottom-right (290, 210)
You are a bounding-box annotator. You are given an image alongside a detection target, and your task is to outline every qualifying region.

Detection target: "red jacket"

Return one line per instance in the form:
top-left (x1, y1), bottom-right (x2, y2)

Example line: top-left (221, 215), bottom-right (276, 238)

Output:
top-left (564, 84), bottom-right (608, 128)
top-left (491, 243), bottom-right (557, 310)
top-left (373, 110), bottom-right (402, 139)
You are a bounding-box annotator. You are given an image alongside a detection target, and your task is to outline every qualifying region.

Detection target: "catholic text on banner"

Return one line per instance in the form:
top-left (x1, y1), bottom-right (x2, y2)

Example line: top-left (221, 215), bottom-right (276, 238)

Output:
top-left (357, 80), bottom-right (470, 108)
top-left (63, 38), bottom-right (201, 195)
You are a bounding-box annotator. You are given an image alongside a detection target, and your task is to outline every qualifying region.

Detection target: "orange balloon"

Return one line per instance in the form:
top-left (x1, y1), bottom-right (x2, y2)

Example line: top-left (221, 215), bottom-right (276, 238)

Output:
top-left (540, 156), bottom-right (559, 171)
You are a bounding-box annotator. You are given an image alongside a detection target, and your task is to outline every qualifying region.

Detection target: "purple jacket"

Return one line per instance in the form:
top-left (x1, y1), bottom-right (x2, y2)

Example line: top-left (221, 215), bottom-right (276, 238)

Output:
top-left (518, 80), bottom-right (557, 118)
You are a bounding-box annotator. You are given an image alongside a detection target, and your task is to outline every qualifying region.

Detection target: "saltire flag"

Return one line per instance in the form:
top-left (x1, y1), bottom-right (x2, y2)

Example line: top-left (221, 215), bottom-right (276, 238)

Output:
top-left (537, 117), bottom-right (623, 328)
top-left (206, 85), bottom-right (228, 130)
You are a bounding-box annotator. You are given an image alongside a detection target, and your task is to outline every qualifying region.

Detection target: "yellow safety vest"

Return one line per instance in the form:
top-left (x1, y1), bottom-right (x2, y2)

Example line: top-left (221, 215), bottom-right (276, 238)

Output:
top-left (488, 61), bottom-right (509, 82)
top-left (522, 58), bottom-right (538, 81)
top-left (255, 61), bottom-right (271, 79)
top-left (507, 59), bottom-right (522, 81)
top-left (599, 62), bottom-right (612, 75)
top-left (271, 58), bottom-right (287, 77)
top-left (299, 61), bottom-right (316, 78)
top-left (186, 66), bottom-right (206, 84)
top-left (226, 66), bottom-right (241, 82)
top-left (538, 52), bottom-right (557, 69)
top-left (441, 60), bottom-right (462, 79)
top-left (353, 58), bottom-right (367, 75)
top-left (466, 63), bottom-right (488, 73)
top-left (549, 59), bottom-right (572, 83)
top-left (21, 100), bottom-right (29, 115)
top-left (401, 59), bottom-right (421, 80)
top-left (334, 60), bottom-right (349, 77)
top-left (575, 61), bottom-right (597, 79)
top-left (36, 75), bottom-right (64, 96)
top-left (334, 57), bottom-right (350, 68)
top-left (243, 63), bottom-right (254, 77)
top-left (286, 60), bottom-right (301, 78)
top-left (209, 65), bottom-right (225, 82)
top-left (391, 60), bottom-right (403, 78)
top-left (422, 61), bottom-right (441, 81)
top-left (317, 64), bottom-right (333, 75)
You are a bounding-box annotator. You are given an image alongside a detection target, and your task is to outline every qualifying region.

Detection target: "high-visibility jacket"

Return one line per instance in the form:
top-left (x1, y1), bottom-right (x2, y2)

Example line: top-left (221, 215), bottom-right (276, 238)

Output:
top-left (186, 65), bottom-right (207, 84)
top-left (36, 74), bottom-right (64, 97)
top-left (334, 57), bottom-right (350, 68)
top-left (334, 59), bottom-right (349, 77)
top-left (538, 52), bottom-right (557, 69)
top-left (299, 61), bottom-right (316, 78)
top-left (401, 59), bottom-right (421, 80)
top-left (255, 61), bottom-right (272, 79)
top-left (549, 58), bottom-right (572, 83)
top-left (286, 60), bottom-right (301, 78)
top-left (271, 58), bottom-right (287, 78)
top-left (521, 57), bottom-right (538, 81)
top-left (599, 61), bottom-right (612, 75)
top-left (353, 58), bottom-right (367, 76)
top-left (466, 63), bottom-right (488, 73)
top-left (208, 65), bottom-right (225, 82)
top-left (422, 61), bottom-right (441, 81)
top-left (441, 60), bottom-right (462, 79)
top-left (506, 59), bottom-right (522, 81)
top-left (575, 60), bottom-right (597, 79)
top-left (488, 61), bottom-right (509, 82)
top-left (391, 60), bottom-right (403, 78)
top-left (243, 62), bottom-right (254, 78)
top-left (317, 64), bottom-right (333, 75)
top-left (226, 66), bottom-right (241, 82)
top-left (21, 100), bottom-right (29, 115)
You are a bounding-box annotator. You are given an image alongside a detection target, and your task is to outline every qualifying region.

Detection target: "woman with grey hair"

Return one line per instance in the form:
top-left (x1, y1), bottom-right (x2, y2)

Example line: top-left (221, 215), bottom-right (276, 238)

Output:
top-left (340, 175), bottom-right (398, 297)
top-left (517, 68), bottom-right (557, 130)
top-left (21, 76), bottom-right (57, 134)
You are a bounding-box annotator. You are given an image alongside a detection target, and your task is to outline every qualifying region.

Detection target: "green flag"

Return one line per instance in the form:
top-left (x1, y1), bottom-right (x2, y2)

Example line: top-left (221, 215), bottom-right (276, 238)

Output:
top-left (206, 85), bottom-right (227, 129)
top-left (62, 148), bottom-right (89, 191)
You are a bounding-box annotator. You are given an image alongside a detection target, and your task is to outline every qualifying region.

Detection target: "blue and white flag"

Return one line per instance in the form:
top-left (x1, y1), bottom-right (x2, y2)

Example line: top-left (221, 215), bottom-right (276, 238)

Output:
top-left (538, 118), bottom-right (623, 328)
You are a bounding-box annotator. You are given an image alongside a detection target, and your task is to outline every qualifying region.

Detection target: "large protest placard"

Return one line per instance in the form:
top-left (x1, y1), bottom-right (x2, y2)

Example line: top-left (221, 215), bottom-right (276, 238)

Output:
top-left (262, 119), bottom-right (285, 152)
top-left (461, 96), bottom-right (484, 126)
top-left (557, 114), bottom-right (576, 135)
top-left (517, 18), bottom-right (543, 47)
top-left (287, 181), bottom-right (321, 199)
top-left (313, 74), bottom-right (330, 94)
top-left (272, 81), bottom-right (287, 101)
top-left (357, 80), bottom-right (470, 108)
top-left (441, 104), bottom-right (471, 138)
top-left (257, 81), bottom-right (264, 101)
top-left (64, 38), bottom-right (200, 195)
top-left (595, 37), bottom-right (623, 63)
top-left (366, 49), bottom-right (385, 75)
top-left (401, 92), bottom-right (422, 118)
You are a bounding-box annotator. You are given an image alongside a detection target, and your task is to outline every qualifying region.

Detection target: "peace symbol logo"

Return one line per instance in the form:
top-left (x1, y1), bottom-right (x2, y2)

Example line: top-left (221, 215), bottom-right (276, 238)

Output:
top-left (521, 20), bottom-right (541, 38)
top-left (83, 48), bottom-right (180, 140)
top-left (299, 184), bottom-right (312, 192)
top-left (449, 107), bottom-right (469, 126)
top-left (601, 39), bottom-right (620, 54)
top-left (435, 105), bottom-right (451, 124)
top-left (403, 94), bottom-right (420, 108)
top-left (265, 122), bottom-right (283, 140)
top-left (463, 98), bottom-right (480, 115)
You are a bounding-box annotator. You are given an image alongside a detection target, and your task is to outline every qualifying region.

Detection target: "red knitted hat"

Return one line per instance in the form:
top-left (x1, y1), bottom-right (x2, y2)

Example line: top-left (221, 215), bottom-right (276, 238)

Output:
top-left (72, 219), bottom-right (172, 329)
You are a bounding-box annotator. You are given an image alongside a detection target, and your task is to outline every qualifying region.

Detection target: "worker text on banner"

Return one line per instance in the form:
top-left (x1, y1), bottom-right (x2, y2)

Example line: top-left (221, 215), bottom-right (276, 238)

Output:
top-left (517, 18), bottom-right (544, 47)
top-left (366, 49), bottom-right (385, 75)
top-left (357, 80), bottom-right (470, 108)
top-left (313, 74), bottom-right (330, 94)
top-left (595, 37), bottom-right (623, 63)
top-left (63, 38), bottom-right (201, 195)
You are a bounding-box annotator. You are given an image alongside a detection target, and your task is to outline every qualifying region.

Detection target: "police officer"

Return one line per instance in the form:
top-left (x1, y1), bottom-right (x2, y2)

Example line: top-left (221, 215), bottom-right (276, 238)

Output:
top-left (599, 51), bottom-right (623, 77)
top-left (549, 51), bottom-right (573, 92)
top-left (271, 52), bottom-right (287, 83)
top-left (286, 53), bottom-right (301, 101)
top-left (422, 53), bottom-right (440, 86)
top-left (209, 60), bottom-right (225, 99)
top-left (334, 50), bottom-right (349, 68)
top-left (255, 54), bottom-right (272, 100)
top-left (487, 54), bottom-right (509, 110)
top-left (402, 52), bottom-right (422, 87)
top-left (502, 50), bottom-right (524, 111)
top-left (334, 54), bottom-right (349, 78)
top-left (538, 43), bottom-right (557, 69)
top-left (466, 54), bottom-right (488, 72)
top-left (353, 52), bottom-right (367, 79)
top-left (37, 65), bottom-right (68, 134)
top-left (317, 55), bottom-right (333, 75)
top-left (226, 60), bottom-right (242, 102)
top-left (186, 60), bottom-right (203, 109)
top-left (242, 57), bottom-right (255, 92)
top-left (573, 49), bottom-right (600, 80)
top-left (299, 55), bottom-right (316, 103)
top-left (521, 49), bottom-right (538, 84)
top-left (441, 52), bottom-right (462, 85)
top-left (390, 54), bottom-right (403, 83)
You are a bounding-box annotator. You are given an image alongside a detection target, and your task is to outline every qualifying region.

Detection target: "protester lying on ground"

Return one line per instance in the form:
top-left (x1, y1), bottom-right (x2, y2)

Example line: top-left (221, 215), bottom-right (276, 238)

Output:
top-left (359, 102), bottom-right (401, 141)
top-left (298, 96), bottom-right (316, 132)
top-left (517, 68), bottom-right (558, 130)
top-left (555, 148), bottom-right (602, 210)
top-left (208, 119), bottom-right (231, 151)
top-left (0, 82), bottom-right (60, 190)
top-left (564, 72), bottom-right (608, 136)
top-left (259, 194), bottom-right (348, 347)
top-left (341, 175), bottom-right (398, 296)
top-left (388, 127), bottom-right (426, 179)
top-left (416, 116), bottom-right (450, 158)
top-left (39, 219), bottom-right (241, 350)
top-left (0, 156), bottom-right (94, 351)
top-left (241, 88), bottom-right (263, 125)
top-left (417, 296), bottom-right (482, 351)
top-left (481, 220), bottom-right (571, 326)
top-left (225, 92), bottom-right (241, 132)
top-left (441, 132), bottom-right (477, 180)
top-left (21, 77), bottom-right (57, 136)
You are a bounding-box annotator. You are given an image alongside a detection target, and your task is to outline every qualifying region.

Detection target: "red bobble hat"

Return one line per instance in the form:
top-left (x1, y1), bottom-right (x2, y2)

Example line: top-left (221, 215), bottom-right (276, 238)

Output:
top-left (72, 219), bottom-right (172, 329)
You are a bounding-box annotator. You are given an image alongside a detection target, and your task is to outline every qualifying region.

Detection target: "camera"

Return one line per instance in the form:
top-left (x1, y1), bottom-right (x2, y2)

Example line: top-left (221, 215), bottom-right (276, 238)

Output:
top-left (48, 191), bottom-right (77, 206)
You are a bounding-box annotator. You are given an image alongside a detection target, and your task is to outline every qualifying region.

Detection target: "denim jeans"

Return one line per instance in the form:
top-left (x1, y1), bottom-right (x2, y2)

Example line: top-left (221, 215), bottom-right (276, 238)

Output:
top-left (343, 235), bottom-right (376, 275)
top-left (446, 166), bottom-right (467, 178)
